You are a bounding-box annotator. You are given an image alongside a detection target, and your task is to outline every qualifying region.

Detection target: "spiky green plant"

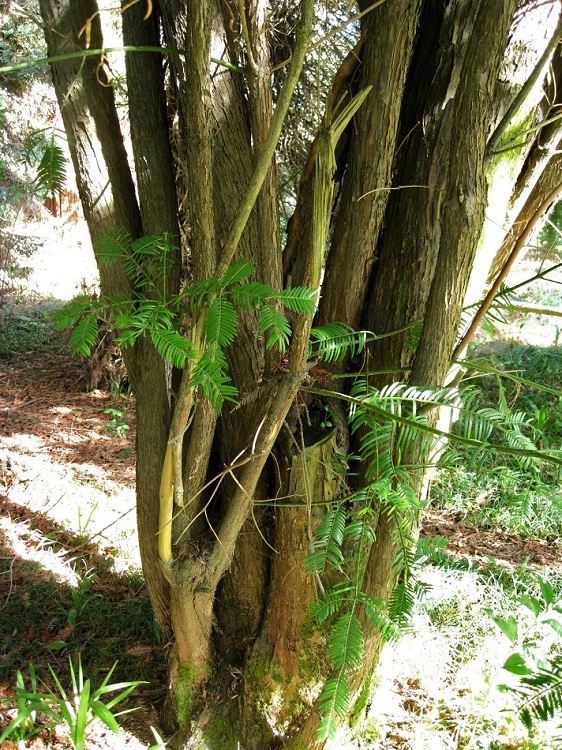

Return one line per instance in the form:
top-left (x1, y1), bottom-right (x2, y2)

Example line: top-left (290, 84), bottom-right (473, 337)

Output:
top-left (0, 657), bottom-right (144, 750)
top-left (0, 664), bottom-right (51, 742)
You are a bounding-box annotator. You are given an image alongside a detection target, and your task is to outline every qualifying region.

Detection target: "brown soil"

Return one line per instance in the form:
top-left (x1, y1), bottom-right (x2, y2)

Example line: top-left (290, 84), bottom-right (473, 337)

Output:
top-left (422, 508), bottom-right (562, 572)
top-left (0, 328), bottom-right (166, 750)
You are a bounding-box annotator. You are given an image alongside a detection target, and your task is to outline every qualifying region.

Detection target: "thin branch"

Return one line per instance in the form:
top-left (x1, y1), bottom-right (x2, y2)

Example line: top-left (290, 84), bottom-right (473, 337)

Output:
top-left (460, 358), bottom-right (562, 398)
top-left (508, 259), bottom-right (562, 292)
top-left (216, 0), bottom-right (315, 277)
top-left (453, 182), bottom-right (562, 361)
top-left (491, 108), bottom-right (562, 154)
top-left (205, 369), bottom-right (305, 590)
top-left (495, 299), bottom-right (562, 317)
top-left (0, 557), bottom-right (16, 611)
top-left (0, 46), bottom-right (245, 75)
top-left (172, 452), bottom-right (263, 544)
top-left (308, 0), bottom-right (385, 52)
top-left (357, 184), bottom-right (430, 201)
top-left (237, 0), bottom-right (257, 73)
top-left (0, 46), bottom-right (177, 74)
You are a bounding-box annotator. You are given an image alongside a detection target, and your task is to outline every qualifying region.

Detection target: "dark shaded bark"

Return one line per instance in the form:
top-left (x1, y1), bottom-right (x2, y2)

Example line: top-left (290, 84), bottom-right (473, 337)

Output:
top-left (121, 0), bottom-right (183, 641)
top-left (409, 0), bottom-right (517, 385)
top-left (241, 429), bottom-right (342, 749)
top-left (38, 0), bottom-right (166, 633)
top-left (319, 0), bottom-right (424, 331)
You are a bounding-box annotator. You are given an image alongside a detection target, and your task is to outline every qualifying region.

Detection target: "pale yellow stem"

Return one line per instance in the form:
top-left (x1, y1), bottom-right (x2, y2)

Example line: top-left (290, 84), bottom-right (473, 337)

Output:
top-left (158, 442), bottom-right (174, 564)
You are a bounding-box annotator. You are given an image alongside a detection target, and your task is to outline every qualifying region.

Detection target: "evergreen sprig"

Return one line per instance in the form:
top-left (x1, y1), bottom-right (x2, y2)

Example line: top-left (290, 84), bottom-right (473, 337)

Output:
top-left (309, 322), bottom-right (367, 362)
top-left (35, 139), bottom-right (66, 196)
top-left (56, 235), bottom-right (318, 410)
top-left (190, 345), bottom-right (238, 411)
top-left (304, 505), bottom-right (346, 575)
top-left (518, 658), bottom-right (562, 730)
top-left (309, 368), bottom-right (556, 740)
top-left (317, 670), bottom-right (350, 741)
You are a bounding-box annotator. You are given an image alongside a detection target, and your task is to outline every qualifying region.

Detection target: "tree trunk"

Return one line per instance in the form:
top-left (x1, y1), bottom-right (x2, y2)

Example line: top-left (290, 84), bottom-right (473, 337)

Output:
top-left (38, 0), bottom-right (562, 747)
top-left (239, 429), bottom-right (342, 749)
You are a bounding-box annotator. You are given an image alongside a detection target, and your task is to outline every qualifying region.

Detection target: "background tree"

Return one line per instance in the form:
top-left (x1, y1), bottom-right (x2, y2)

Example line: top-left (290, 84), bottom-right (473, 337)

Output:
top-left (35, 0), bottom-right (562, 747)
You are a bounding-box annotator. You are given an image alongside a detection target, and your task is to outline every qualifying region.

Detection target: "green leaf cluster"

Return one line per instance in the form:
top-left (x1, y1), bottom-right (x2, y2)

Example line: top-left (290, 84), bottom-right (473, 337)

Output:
top-left (308, 322), bottom-right (367, 362)
top-left (307, 368), bottom-right (557, 741)
top-left (488, 576), bottom-right (562, 738)
top-left (56, 235), bottom-right (318, 411)
top-left (35, 138), bottom-right (66, 197)
top-left (184, 258), bottom-right (316, 353)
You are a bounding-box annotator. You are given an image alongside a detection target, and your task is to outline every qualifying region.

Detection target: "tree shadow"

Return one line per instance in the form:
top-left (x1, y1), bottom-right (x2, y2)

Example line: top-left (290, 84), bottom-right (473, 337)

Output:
top-left (0, 493), bottom-right (166, 745)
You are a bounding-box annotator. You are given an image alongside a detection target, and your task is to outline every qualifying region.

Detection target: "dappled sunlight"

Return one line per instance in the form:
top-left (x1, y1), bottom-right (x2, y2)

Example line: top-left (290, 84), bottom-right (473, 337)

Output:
top-left (0, 353), bottom-right (135, 485)
top-left (1, 433), bottom-right (45, 452)
top-left (0, 327), bottom-right (139, 569)
top-left (0, 446), bottom-right (138, 571)
top-left (0, 495), bottom-right (166, 750)
top-left (0, 512), bottom-right (80, 587)
top-left (422, 509), bottom-right (562, 573)
top-left (367, 566), bottom-right (552, 750)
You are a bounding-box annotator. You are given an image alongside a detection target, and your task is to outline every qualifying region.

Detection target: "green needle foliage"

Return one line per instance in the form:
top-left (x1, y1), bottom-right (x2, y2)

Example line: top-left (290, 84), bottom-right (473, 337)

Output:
top-left (305, 368), bottom-right (562, 741)
top-left (56, 232), bottom-right (562, 742)
top-left (35, 137), bottom-right (66, 197)
top-left (56, 233), bottom-right (317, 410)
top-left (308, 322), bottom-right (368, 362)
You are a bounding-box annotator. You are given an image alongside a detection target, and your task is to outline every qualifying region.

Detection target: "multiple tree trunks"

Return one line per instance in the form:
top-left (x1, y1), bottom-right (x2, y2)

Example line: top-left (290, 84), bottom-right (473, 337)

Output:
top-left (37, 0), bottom-right (561, 747)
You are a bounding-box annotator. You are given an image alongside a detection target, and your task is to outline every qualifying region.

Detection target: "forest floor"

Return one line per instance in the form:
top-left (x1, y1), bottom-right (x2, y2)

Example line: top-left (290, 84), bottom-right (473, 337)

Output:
top-left (0, 215), bottom-right (561, 749)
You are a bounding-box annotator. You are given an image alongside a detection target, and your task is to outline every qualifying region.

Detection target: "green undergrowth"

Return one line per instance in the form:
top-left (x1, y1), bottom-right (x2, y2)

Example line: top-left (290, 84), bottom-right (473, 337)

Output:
top-left (0, 502), bottom-right (165, 742)
top-left (0, 296), bottom-right (66, 358)
top-left (364, 560), bottom-right (562, 750)
top-left (377, 339), bottom-right (562, 749)
top-left (432, 343), bottom-right (562, 538)
top-left (432, 466), bottom-right (562, 538)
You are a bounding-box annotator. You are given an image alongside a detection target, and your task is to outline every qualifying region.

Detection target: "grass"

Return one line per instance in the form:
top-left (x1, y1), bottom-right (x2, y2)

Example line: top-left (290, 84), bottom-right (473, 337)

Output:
top-left (0, 497), bottom-right (165, 746)
top-left (470, 344), bottom-right (562, 422)
top-left (432, 343), bottom-right (562, 538)
top-left (0, 504), bottom-right (161, 683)
top-left (0, 299), bottom-right (157, 746)
top-left (431, 467), bottom-right (562, 538)
top-left (0, 297), bottom-right (66, 358)
top-left (366, 561), bottom-right (562, 750)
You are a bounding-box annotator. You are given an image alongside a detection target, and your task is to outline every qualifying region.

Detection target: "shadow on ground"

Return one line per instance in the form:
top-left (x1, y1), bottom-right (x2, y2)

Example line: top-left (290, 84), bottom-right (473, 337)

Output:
top-left (0, 494), bottom-right (166, 746)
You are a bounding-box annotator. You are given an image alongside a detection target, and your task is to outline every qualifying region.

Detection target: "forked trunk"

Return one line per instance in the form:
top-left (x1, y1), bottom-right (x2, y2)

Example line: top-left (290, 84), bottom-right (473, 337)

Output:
top-left (37, 0), bottom-right (562, 747)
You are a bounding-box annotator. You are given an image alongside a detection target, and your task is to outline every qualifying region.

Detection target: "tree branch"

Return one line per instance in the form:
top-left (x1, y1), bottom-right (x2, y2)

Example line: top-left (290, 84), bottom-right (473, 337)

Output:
top-left (216, 0), bottom-right (315, 277)
top-left (453, 181), bottom-right (562, 360)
